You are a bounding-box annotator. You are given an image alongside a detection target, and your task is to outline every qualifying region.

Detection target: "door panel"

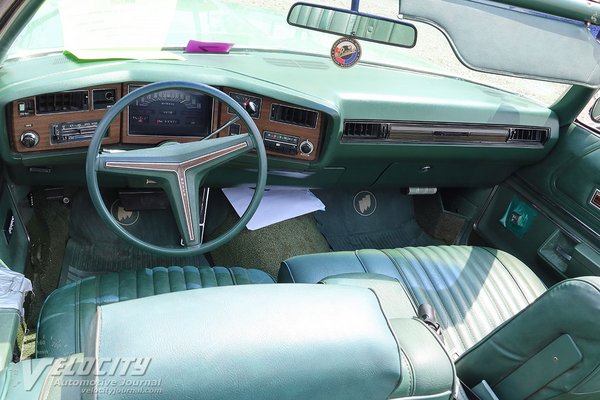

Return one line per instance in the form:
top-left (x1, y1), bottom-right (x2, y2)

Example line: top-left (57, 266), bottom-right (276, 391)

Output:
top-left (0, 174), bottom-right (29, 273)
top-left (476, 122), bottom-right (600, 282)
top-left (554, 150), bottom-right (600, 224)
top-left (519, 124), bottom-right (600, 237)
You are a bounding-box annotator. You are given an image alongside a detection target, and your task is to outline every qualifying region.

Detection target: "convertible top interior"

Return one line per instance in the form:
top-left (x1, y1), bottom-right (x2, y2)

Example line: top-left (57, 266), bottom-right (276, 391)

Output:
top-left (1, 1), bottom-right (600, 400)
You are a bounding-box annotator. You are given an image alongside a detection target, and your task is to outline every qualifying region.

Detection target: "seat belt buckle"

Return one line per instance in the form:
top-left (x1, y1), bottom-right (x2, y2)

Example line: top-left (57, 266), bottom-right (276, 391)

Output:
top-left (417, 303), bottom-right (444, 344)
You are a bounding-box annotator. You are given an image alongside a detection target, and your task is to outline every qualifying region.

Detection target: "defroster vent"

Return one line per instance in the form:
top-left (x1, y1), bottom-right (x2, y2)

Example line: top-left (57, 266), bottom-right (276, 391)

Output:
top-left (343, 122), bottom-right (390, 139)
top-left (507, 127), bottom-right (548, 144)
top-left (270, 104), bottom-right (318, 128)
top-left (35, 90), bottom-right (89, 114)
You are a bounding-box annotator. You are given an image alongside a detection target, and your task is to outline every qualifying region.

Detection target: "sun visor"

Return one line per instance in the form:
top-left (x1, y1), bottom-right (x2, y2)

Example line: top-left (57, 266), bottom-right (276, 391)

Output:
top-left (401, 0), bottom-right (600, 87)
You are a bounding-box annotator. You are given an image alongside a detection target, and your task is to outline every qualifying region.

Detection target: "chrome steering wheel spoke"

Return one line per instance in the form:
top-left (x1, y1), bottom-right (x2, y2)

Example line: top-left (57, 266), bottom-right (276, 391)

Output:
top-left (97, 134), bottom-right (254, 245)
top-left (86, 81), bottom-right (267, 256)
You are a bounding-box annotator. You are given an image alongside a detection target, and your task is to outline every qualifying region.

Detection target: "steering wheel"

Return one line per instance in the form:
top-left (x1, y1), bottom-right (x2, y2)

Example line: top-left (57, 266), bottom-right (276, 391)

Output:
top-left (85, 81), bottom-right (267, 256)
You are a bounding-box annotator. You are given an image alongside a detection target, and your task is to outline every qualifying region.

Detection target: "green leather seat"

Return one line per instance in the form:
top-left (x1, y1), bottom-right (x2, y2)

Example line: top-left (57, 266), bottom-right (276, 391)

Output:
top-left (280, 246), bottom-right (600, 399)
top-left (36, 266), bottom-right (274, 358)
top-left (279, 245), bottom-right (547, 356)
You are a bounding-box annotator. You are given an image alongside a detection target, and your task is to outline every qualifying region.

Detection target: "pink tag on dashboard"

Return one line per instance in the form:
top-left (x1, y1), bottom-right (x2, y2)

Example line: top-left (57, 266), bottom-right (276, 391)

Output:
top-left (184, 40), bottom-right (234, 53)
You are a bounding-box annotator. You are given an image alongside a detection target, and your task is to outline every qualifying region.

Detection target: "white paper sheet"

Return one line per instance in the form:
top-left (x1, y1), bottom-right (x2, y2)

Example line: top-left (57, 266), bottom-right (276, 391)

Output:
top-left (59, 0), bottom-right (176, 51)
top-left (0, 267), bottom-right (32, 318)
top-left (222, 187), bottom-right (325, 231)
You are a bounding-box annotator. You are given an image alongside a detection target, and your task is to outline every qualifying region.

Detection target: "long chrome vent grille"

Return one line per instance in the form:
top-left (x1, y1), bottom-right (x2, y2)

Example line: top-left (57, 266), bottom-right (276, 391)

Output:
top-left (342, 121), bottom-right (549, 146)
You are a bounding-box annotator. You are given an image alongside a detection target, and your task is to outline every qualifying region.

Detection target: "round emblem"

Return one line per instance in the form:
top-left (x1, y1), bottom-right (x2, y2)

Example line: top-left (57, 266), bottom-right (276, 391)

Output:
top-left (110, 200), bottom-right (140, 226)
top-left (331, 37), bottom-right (361, 68)
top-left (353, 191), bottom-right (377, 217)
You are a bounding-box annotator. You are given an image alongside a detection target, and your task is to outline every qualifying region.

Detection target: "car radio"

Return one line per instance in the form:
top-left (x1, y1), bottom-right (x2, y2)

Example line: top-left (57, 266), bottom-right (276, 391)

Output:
top-left (50, 120), bottom-right (104, 144)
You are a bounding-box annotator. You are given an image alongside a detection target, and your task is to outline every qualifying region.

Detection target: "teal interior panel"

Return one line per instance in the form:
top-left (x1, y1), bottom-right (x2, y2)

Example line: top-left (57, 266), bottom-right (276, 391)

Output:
top-left (477, 179), bottom-right (600, 280)
top-left (0, 180), bottom-right (28, 273)
top-left (493, 334), bottom-right (582, 399)
top-left (373, 161), bottom-right (518, 188)
top-left (475, 184), bottom-right (564, 283)
top-left (519, 124), bottom-right (600, 239)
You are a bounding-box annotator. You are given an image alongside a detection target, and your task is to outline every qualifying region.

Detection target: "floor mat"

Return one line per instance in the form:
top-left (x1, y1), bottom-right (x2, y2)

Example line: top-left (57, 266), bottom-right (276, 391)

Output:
top-left (60, 191), bottom-right (209, 286)
top-left (313, 189), bottom-right (437, 251)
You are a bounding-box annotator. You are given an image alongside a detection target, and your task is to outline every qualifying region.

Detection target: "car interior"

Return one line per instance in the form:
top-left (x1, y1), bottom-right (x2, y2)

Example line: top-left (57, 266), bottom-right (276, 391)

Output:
top-left (0, 0), bottom-right (600, 399)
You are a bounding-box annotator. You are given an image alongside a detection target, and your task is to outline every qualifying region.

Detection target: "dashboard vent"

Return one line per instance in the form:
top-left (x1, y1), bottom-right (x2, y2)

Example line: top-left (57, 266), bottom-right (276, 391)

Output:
top-left (343, 122), bottom-right (390, 139)
top-left (35, 90), bottom-right (89, 114)
top-left (508, 128), bottom-right (548, 144)
top-left (264, 58), bottom-right (329, 70)
top-left (270, 104), bottom-right (318, 128)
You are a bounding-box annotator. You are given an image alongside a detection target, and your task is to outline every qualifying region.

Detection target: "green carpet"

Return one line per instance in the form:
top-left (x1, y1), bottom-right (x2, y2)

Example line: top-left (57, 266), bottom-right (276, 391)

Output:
top-left (208, 207), bottom-right (331, 279)
top-left (60, 191), bottom-right (209, 285)
top-left (25, 188), bottom-right (72, 329)
top-left (313, 189), bottom-right (437, 251)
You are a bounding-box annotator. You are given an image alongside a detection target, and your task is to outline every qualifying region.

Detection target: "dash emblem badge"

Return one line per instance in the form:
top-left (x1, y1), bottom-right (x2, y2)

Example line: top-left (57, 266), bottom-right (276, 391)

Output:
top-left (331, 37), bottom-right (361, 68)
top-left (110, 200), bottom-right (140, 226)
top-left (353, 191), bottom-right (377, 216)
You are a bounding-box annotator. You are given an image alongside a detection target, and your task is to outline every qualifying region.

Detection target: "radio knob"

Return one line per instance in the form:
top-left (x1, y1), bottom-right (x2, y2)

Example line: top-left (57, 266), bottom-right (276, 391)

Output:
top-left (20, 131), bottom-right (39, 148)
top-left (299, 140), bottom-right (314, 156)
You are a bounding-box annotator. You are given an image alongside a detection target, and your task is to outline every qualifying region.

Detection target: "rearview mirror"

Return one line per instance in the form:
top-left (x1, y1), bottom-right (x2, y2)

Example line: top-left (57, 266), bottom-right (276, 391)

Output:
top-left (287, 2), bottom-right (417, 48)
top-left (591, 97), bottom-right (600, 123)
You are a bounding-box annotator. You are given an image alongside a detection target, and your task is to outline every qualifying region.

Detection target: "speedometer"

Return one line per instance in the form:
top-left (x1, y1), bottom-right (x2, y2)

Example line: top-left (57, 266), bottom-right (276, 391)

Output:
top-left (128, 85), bottom-right (213, 137)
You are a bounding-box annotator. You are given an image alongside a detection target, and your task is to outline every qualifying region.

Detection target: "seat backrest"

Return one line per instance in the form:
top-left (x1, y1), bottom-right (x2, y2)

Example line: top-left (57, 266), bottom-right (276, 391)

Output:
top-left (457, 276), bottom-right (600, 400)
top-left (84, 284), bottom-right (403, 400)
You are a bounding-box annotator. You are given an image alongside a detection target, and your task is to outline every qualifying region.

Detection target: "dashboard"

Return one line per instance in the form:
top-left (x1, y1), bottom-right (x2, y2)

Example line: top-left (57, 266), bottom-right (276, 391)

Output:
top-left (8, 83), bottom-right (323, 161)
top-left (0, 52), bottom-right (562, 189)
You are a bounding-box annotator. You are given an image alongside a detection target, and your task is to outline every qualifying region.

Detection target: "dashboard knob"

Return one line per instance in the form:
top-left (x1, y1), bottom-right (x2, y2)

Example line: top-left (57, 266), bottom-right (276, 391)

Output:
top-left (20, 131), bottom-right (39, 148)
top-left (299, 140), bottom-right (314, 156)
top-left (244, 100), bottom-right (259, 117)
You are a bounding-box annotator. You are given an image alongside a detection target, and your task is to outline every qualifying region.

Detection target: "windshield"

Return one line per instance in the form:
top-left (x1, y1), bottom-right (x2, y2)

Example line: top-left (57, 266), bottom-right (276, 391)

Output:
top-left (6, 0), bottom-right (568, 106)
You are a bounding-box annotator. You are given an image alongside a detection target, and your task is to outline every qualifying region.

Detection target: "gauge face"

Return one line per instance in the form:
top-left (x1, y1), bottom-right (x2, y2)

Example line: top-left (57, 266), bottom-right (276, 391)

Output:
top-left (128, 86), bottom-right (212, 137)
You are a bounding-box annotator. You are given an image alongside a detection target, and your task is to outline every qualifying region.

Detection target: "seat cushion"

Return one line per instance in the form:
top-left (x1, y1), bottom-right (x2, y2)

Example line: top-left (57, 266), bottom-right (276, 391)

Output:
top-left (279, 245), bottom-right (546, 356)
top-left (37, 266), bottom-right (274, 358)
top-left (87, 285), bottom-right (414, 400)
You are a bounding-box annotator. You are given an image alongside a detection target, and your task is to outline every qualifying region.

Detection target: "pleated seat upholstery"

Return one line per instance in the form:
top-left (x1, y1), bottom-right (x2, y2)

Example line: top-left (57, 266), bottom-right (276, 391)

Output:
top-left (279, 245), bottom-right (547, 356)
top-left (37, 266), bottom-right (274, 358)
